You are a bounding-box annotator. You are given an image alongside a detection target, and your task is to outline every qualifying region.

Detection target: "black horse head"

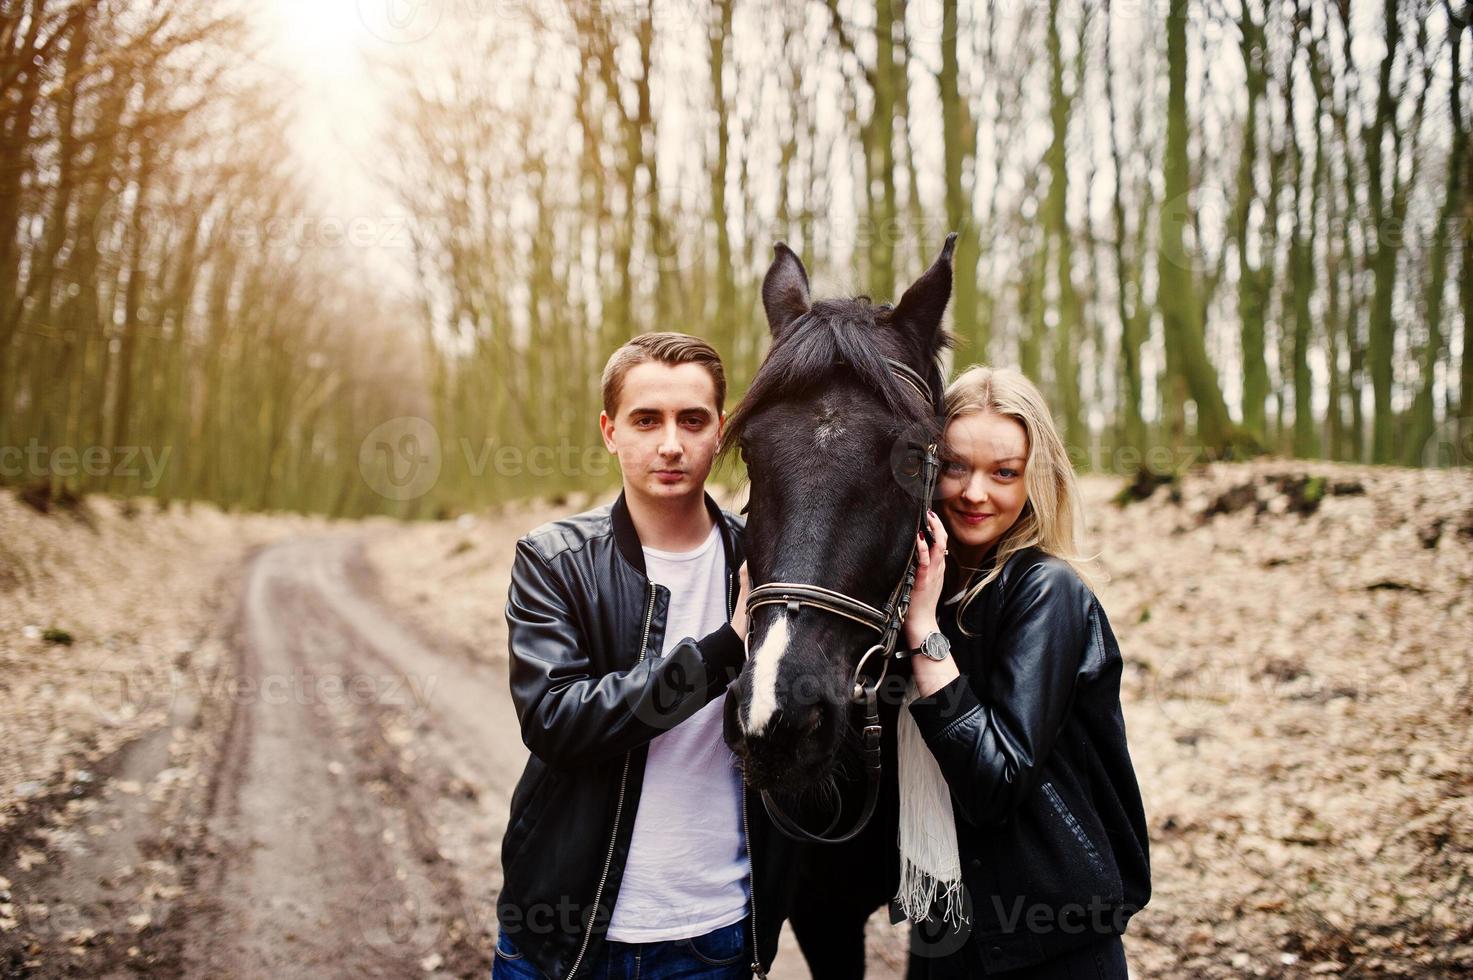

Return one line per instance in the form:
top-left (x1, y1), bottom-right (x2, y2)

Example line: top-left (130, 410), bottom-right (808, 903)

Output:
top-left (722, 235), bottom-right (956, 794)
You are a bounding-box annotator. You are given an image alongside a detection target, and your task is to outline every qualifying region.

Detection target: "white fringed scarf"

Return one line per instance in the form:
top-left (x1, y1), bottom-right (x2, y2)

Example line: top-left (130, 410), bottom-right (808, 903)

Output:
top-left (893, 675), bottom-right (969, 927)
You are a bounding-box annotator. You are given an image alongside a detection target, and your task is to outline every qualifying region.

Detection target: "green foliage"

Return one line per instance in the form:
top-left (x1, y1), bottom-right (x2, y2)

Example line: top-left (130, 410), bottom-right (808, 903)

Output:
top-left (0, 0), bottom-right (1465, 523)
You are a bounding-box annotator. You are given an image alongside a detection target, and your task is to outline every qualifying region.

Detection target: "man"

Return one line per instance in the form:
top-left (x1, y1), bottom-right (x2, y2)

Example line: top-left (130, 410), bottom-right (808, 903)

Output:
top-left (494, 332), bottom-right (793, 979)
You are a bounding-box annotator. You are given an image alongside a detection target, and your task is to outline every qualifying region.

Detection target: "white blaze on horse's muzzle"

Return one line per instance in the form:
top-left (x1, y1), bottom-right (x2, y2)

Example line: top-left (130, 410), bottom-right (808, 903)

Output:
top-left (741, 613), bottom-right (788, 736)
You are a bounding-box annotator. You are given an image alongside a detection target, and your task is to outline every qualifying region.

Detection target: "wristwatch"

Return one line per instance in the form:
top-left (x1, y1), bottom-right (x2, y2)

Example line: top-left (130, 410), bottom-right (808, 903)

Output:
top-left (910, 630), bottom-right (952, 662)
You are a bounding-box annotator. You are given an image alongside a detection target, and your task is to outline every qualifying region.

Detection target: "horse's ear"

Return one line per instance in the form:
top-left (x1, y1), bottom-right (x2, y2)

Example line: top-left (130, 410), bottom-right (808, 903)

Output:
top-left (762, 242), bottom-right (811, 338)
top-left (893, 232), bottom-right (957, 351)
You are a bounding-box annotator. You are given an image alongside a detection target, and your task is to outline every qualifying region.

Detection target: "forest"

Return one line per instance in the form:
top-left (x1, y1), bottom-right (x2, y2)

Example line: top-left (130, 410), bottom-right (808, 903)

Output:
top-left (1, 0), bottom-right (1468, 516)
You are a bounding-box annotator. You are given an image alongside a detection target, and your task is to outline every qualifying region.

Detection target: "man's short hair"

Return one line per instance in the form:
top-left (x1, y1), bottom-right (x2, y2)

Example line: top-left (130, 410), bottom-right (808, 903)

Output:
top-left (601, 332), bottom-right (727, 417)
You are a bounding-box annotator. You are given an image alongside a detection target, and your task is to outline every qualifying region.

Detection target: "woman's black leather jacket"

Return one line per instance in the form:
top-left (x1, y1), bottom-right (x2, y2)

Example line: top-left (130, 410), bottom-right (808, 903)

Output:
top-left (906, 545), bottom-right (1151, 973)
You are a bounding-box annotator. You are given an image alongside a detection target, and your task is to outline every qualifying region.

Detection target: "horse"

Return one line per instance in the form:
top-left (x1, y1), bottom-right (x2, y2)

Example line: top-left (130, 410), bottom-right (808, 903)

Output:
top-left (722, 235), bottom-right (956, 977)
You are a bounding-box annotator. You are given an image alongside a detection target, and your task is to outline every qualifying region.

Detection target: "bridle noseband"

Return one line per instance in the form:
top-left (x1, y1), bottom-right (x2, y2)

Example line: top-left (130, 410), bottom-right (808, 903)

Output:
top-left (743, 357), bottom-right (941, 844)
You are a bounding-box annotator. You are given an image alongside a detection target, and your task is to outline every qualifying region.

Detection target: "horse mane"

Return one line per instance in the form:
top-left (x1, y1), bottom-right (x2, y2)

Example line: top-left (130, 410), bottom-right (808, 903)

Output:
top-left (721, 298), bottom-right (951, 460)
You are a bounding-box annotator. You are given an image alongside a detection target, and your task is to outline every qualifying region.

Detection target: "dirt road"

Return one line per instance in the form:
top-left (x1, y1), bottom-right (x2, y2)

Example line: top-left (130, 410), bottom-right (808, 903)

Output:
top-left (181, 535), bottom-right (533, 978)
top-left (3, 533), bottom-right (530, 977)
top-left (1, 527), bottom-right (833, 979)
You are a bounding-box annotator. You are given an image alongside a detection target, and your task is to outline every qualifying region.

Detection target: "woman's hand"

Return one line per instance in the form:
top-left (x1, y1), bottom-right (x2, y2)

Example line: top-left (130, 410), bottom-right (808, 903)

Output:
top-left (906, 512), bottom-right (959, 698)
top-left (730, 561), bottom-right (751, 643)
top-left (903, 511), bottom-right (947, 650)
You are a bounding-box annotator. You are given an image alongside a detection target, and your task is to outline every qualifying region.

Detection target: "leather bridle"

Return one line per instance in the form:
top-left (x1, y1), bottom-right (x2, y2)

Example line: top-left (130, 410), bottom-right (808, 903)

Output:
top-left (744, 357), bottom-right (942, 844)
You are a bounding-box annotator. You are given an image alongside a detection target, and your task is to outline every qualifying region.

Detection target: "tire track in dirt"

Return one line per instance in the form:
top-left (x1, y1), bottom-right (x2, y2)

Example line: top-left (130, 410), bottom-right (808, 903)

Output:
top-left (175, 542), bottom-right (424, 978)
top-left (163, 535), bottom-right (528, 979)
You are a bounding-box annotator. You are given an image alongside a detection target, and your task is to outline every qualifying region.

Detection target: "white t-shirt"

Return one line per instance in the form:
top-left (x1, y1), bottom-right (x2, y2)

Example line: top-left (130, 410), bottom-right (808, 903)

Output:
top-left (606, 523), bottom-right (750, 942)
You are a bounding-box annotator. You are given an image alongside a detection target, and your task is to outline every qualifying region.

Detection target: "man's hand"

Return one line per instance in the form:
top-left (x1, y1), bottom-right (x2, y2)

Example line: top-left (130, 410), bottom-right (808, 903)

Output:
top-left (730, 561), bottom-right (751, 644)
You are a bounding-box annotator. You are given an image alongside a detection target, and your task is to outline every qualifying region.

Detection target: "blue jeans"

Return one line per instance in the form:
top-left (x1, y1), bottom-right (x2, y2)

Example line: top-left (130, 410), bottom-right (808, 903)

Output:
top-left (493, 919), bottom-right (751, 980)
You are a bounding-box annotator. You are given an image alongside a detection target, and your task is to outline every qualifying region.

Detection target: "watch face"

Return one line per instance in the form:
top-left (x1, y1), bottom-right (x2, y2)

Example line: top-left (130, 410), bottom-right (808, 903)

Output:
top-left (922, 632), bottom-right (950, 661)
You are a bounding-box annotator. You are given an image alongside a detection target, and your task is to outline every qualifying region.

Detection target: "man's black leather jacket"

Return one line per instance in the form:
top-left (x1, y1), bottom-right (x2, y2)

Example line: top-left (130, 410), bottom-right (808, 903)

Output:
top-left (498, 491), bottom-right (794, 979)
top-left (906, 545), bottom-right (1151, 973)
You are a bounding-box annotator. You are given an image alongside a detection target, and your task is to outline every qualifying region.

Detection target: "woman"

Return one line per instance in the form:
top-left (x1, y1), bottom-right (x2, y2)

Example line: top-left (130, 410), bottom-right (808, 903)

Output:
top-left (897, 365), bottom-right (1151, 979)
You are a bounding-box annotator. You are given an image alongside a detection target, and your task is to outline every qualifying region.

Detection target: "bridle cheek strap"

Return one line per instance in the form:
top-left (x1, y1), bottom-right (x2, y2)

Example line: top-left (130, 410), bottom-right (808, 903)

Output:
top-left (744, 357), bottom-right (942, 845)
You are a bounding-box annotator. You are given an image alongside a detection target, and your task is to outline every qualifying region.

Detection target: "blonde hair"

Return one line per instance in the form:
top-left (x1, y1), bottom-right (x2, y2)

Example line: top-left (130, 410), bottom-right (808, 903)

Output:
top-left (942, 365), bottom-right (1098, 624)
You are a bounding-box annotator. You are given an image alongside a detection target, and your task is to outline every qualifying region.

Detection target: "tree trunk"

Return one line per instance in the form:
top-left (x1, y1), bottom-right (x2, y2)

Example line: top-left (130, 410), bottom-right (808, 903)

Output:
top-left (1234, 0), bottom-right (1270, 440)
top-left (1045, 0), bottom-right (1084, 453)
top-left (871, 0), bottom-right (898, 296)
top-left (708, 0), bottom-right (735, 370)
top-left (0, 0), bottom-right (50, 420)
top-left (1406, 0), bottom-right (1465, 463)
top-left (1293, 108), bottom-right (1322, 458)
top-left (1157, 0), bottom-right (1234, 452)
top-left (1364, 0), bottom-right (1404, 462)
top-left (940, 0), bottom-right (980, 359)
top-left (1107, 0), bottom-right (1147, 457)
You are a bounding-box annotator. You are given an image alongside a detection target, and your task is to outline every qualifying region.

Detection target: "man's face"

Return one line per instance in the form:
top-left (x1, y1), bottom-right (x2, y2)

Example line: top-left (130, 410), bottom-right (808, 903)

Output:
top-left (600, 361), bottom-right (723, 504)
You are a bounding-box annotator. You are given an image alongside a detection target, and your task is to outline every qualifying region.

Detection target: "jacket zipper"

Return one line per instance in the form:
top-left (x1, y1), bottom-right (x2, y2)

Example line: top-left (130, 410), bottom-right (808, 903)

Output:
top-left (562, 581), bottom-right (657, 980)
top-left (730, 562), bottom-right (765, 978)
top-left (741, 787), bottom-right (766, 977)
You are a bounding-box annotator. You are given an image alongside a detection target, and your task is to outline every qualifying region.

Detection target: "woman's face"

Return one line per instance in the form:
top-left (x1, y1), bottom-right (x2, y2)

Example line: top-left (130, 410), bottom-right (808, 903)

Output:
top-left (937, 411), bottom-right (1030, 558)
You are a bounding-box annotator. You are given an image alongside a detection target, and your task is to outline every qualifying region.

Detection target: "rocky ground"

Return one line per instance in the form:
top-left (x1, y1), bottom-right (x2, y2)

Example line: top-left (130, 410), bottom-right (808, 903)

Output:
top-left (1, 460), bottom-right (1469, 977)
top-left (1087, 460), bottom-right (1473, 977)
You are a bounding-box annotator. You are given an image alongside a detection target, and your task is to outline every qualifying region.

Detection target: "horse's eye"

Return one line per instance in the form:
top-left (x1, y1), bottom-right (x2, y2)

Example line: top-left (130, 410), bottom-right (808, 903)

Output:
top-left (898, 450), bottom-right (922, 480)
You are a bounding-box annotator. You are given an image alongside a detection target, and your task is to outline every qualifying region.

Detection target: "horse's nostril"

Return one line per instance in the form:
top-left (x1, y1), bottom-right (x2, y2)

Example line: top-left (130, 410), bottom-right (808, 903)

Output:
top-left (798, 704), bottom-right (822, 734)
top-left (722, 680), bottom-right (746, 749)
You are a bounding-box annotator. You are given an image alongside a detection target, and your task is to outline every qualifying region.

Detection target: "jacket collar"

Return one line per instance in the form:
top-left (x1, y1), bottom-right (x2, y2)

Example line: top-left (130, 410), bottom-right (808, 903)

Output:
top-left (611, 489), bottom-right (739, 578)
